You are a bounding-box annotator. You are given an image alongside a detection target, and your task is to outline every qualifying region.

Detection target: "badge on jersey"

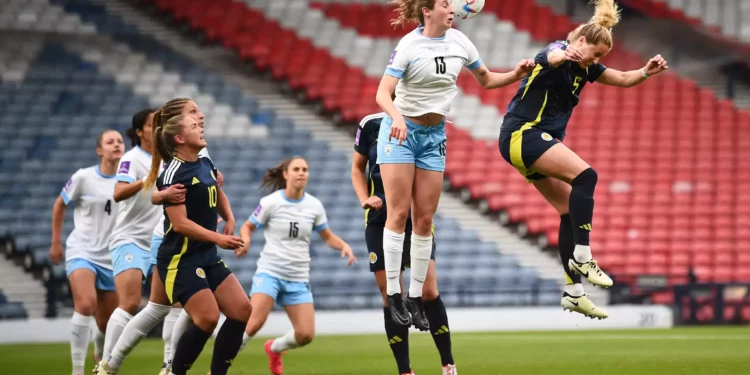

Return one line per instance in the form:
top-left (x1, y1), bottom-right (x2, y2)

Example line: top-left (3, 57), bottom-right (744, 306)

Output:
top-left (369, 252), bottom-right (378, 264)
top-left (355, 129), bottom-right (361, 146)
top-left (389, 51), bottom-right (398, 65)
top-left (118, 161), bottom-right (131, 174)
top-left (196, 268), bottom-right (206, 278)
top-left (253, 204), bottom-right (263, 217)
top-left (63, 178), bottom-right (73, 192)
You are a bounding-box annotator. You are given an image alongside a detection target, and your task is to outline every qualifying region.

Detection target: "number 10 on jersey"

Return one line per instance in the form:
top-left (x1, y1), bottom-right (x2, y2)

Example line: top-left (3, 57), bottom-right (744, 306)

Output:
top-left (208, 185), bottom-right (218, 208)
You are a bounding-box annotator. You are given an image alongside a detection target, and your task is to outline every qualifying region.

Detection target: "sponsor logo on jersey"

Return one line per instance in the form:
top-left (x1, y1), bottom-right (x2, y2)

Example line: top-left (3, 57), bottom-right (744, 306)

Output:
top-left (192, 177), bottom-right (200, 185)
top-left (196, 268), bottom-right (206, 278)
top-left (118, 161), bottom-right (131, 174)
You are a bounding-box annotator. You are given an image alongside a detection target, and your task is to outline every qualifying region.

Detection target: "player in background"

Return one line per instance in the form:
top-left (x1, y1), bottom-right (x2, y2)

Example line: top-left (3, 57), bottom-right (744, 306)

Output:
top-left (353, 112), bottom-right (456, 375)
top-left (237, 157), bottom-right (357, 375)
top-left (97, 99), bottom-right (221, 375)
top-left (99, 108), bottom-right (162, 366)
top-left (498, 0), bottom-right (668, 319)
top-left (145, 114), bottom-right (248, 375)
top-left (378, 0), bottom-right (535, 329)
top-left (49, 130), bottom-right (124, 375)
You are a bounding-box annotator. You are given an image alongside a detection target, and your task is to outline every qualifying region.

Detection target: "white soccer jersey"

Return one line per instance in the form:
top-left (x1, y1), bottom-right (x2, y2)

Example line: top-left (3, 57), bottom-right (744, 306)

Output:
top-left (152, 148), bottom-right (211, 238)
top-left (61, 166), bottom-right (119, 269)
top-left (385, 27), bottom-right (482, 117)
top-left (109, 146), bottom-right (162, 252)
top-left (250, 190), bottom-right (328, 283)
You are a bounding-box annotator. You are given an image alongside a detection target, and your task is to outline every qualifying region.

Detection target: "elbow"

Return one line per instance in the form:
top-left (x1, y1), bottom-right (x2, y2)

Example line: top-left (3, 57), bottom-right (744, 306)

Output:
top-left (171, 221), bottom-right (187, 234)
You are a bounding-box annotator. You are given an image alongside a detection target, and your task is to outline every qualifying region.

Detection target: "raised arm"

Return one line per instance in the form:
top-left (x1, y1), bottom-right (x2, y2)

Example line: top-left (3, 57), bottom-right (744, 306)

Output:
top-left (469, 60), bottom-right (536, 90)
top-left (596, 54), bottom-right (668, 88)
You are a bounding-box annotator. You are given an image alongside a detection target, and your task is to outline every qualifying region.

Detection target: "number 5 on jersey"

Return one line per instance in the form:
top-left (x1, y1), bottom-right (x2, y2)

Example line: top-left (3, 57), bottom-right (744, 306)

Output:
top-left (208, 185), bottom-right (218, 208)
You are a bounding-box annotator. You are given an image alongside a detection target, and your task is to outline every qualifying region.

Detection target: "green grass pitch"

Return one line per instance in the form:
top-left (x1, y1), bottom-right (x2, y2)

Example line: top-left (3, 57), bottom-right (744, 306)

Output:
top-left (2, 327), bottom-right (749, 374)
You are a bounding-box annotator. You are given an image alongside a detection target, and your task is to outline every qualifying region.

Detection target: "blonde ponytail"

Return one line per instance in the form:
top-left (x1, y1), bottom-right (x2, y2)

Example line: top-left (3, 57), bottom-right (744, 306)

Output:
top-left (143, 114), bottom-right (189, 190)
top-left (568, 0), bottom-right (621, 47)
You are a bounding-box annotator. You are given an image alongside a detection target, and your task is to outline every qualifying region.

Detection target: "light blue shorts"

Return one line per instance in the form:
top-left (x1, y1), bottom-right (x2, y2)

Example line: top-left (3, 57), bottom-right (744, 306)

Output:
top-left (66, 258), bottom-right (115, 291)
top-left (376, 115), bottom-right (447, 172)
top-left (249, 273), bottom-right (313, 306)
top-left (150, 234), bottom-right (163, 266)
top-left (111, 243), bottom-right (152, 280)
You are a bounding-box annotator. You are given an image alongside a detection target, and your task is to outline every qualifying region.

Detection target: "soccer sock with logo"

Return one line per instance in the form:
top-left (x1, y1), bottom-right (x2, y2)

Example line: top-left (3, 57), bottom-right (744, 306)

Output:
top-left (407, 233), bottom-right (433, 298)
top-left (70, 312), bottom-right (94, 375)
top-left (569, 168), bottom-right (597, 262)
top-left (170, 325), bottom-right (212, 375)
top-left (383, 229), bottom-right (406, 296)
top-left (162, 307), bottom-right (182, 369)
top-left (383, 307), bottom-right (411, 374)
top-left (108, 302), bottom-right (171, 369)
top-left (102, 308), bottom-right (132, 363)
top-left (423, 296), bottom-right (454, 366)
top-left (210, 318), bottom-right (247, 375)
top-left (559, 214), bottom-right (584, 296)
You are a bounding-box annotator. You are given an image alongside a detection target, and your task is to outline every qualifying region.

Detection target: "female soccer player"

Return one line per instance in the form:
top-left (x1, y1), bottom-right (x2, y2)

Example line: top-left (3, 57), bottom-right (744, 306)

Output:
top-left (146, 114), bottom-right (249, 375)
top-left (97, 98), bottom-right (220, 375)
top-left (99, 108), bottom-right (163, 365)
top-left (237, 157), bottom-right (357, 375)
top-left (377, 0), bottom-right (535, 328)
top-left (497, 0), bottom-right (668, 319)
top-left (353, 112), bottom-right (456, 375)
top-left (49, 130), bottom-right (124, 375)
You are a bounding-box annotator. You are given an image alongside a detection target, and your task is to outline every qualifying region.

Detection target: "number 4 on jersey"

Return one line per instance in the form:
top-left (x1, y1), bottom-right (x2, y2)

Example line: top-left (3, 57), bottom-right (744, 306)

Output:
top-left (104, 200), bottom-right (112, 215)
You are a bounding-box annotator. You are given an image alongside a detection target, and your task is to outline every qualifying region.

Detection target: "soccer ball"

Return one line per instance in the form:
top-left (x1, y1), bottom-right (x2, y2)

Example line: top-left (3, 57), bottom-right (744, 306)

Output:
top-left (453, 0), bottom-right (485, 20)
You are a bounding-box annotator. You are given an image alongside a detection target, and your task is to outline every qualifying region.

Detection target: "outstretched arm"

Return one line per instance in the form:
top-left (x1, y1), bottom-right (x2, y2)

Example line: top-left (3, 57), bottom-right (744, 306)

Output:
top-left (470, 60), bottom-right (537, 89)
top-left (597, 54), bottom-right (669, 88)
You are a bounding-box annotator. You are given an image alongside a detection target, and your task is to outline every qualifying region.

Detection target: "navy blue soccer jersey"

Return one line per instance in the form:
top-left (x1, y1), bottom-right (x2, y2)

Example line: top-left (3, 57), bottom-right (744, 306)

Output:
top-left (354, 113), bottom-right (388, 226)
top-left (503, 40), bottom-right (607, 140)
top-left (156, 156), bottom-right (221, 267)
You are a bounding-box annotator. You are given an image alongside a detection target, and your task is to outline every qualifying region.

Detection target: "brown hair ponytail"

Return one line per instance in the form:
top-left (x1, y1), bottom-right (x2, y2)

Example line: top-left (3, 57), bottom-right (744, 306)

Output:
top-left (260, 156), bottom-right (305, 192)
top-left (390, 0), bottom-right (435, 27)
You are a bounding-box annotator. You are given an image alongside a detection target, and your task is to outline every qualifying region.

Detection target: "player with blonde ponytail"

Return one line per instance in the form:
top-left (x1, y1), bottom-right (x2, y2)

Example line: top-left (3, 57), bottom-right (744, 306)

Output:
top-left (498, 0), bottom-right (668, 320)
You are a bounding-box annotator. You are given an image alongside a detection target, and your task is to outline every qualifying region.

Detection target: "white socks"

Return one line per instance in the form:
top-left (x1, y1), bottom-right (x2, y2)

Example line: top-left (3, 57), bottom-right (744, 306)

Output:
top-left (564, 283), bottom-right (585, 297)
top-left (70, 312), bottom-right (93, 375)
top-left (573, 245), bottom-right (592, 263)
top-left (108, 302), bottom-right (171, 369)
top-left (162, 307), bottom-right (182, 368)
top-left (383, 228), bottom-right (406, 296)
top-left (270, 330), bottom-right (302, 353)
top-left (239, 331), bottom-right (253, 352)
top-left (167, 308), bottom-right (193, 365)
top-left (93, 327), bottom-right (105, 362)
top-left (102, 308), bottom-right (133, 364)
top-left (407, 233), bottom-right (432, 298)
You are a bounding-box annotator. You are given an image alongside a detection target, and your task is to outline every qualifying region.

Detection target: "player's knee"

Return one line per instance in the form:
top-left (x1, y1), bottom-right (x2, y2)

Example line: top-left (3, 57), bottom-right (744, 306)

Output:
top-left (230, 298), bottom-right (252, 322)
top-left (386, 209), bottom-right (409, 230)
top-left (294, 330), bottom-right (314, 346)
top-left (412, 216), bottom-right (434, 237)
top-left (571, 167), bottom-right (598, 195)
top-left (193, 312), bottom-right (220, 332)
top-left (118, 299), bottom-right (140, 315)
top-left (75, 298), bottom-right (97, 316)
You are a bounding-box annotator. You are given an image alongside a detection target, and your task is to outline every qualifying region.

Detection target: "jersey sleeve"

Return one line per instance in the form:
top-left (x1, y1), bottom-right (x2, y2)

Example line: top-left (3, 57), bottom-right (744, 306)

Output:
top-left (115, 154), bottom-right (138, 184)
top-left (537, 41), bottom-right (567, 69)
top-left (60, 169), bottom-right (84, 205)
top-left (587, 63), bottom-right (607, 83)
top-left (385, 37), bottom-right (411, 79)
top-left (462, 33), bottom-right (483, 70)
top-left (249, 196), bottom-right (272, 229)
top-left (158, 161), bottom-right (190, 208)
top-left (354, 118), bottom-right (374, 156)
top-left (313, 200), bottom-right (329, 232)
